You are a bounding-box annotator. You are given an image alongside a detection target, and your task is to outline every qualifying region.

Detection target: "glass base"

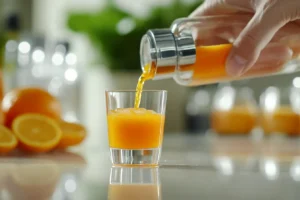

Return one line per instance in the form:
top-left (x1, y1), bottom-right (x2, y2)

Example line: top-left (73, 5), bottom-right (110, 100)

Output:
top-left (110, 148), bottom-right (161, 166)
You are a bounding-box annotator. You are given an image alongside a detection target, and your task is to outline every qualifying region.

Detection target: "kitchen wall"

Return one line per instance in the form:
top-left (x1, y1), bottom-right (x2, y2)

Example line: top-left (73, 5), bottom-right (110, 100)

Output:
top-left (1, 0), bottom-right (32, 30)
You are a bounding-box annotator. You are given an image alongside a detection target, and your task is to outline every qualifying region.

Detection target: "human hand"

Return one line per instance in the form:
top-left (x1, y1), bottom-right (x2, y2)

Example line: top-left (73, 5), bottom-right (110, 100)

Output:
top-left (190, 0), bottom-right (300, 76)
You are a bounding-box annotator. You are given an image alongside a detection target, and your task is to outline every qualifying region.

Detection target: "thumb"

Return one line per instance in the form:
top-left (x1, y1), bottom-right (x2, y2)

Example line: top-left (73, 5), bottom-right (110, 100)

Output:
top-left (226, 6), bottom-right (287, 76)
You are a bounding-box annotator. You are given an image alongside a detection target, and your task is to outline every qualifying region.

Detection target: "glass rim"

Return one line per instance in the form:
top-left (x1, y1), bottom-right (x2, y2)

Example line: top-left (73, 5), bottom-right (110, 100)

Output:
top-left (105, 89), bottom-right (167, 93)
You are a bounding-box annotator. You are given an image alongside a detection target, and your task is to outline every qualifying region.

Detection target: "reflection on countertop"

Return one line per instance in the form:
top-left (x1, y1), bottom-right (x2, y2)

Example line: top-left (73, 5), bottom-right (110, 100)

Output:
top-left (1, 134), bottom-right (300, 199)
top-left (108, 167), bottom-right (161, 200)
top-left (0, 151), bottom-right (87, 200)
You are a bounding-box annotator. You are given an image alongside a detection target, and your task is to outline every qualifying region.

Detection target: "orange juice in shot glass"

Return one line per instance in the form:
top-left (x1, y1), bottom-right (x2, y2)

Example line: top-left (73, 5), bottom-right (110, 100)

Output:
top-left (105, 90), bottom-right (167, 166)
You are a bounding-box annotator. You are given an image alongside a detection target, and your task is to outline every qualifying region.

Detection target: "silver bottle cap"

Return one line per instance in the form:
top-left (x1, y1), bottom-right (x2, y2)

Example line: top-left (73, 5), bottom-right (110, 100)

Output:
top-left (140, 29), bottom-right (196, 80)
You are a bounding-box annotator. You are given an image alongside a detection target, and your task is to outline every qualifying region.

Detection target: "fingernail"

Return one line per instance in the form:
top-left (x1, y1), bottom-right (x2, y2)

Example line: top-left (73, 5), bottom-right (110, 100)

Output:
top-left (226, 55), bottom-right (248, 76)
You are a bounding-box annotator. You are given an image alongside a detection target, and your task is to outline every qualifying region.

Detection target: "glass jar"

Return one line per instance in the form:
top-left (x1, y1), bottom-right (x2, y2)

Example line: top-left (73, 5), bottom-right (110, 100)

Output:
top-left (184, 86), bottom-right (213, 134)
top-left (259, 85), bottom-right (300, 136)
top-left (0, 32), bottom-right (5, 99)
top-left (0, 32), bottom-right (5, 124)
top-left (13, 36), bottom-right (83, 122)
top-left (210, 83), bottom-right (258, 135)
top-left (140, 15), bottom-right (300, 86)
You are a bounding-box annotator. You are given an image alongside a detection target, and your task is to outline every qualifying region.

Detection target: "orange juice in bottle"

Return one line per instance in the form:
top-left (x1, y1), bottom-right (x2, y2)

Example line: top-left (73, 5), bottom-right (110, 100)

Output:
top-left (139, 15), bottom-right (300, 86)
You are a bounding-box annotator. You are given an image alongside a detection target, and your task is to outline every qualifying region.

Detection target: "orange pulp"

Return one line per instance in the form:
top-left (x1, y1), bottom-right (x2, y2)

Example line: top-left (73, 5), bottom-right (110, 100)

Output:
top-left (0, 125), bottom-right (18, 153)
top-left (12, 114), bottom-right (62, 153)
top-left (211, 105), bottom-right (257, 134)
top-left (107, 108), bottom-right (164, 149)
top-left (56, 121), bottom-right (87, 149)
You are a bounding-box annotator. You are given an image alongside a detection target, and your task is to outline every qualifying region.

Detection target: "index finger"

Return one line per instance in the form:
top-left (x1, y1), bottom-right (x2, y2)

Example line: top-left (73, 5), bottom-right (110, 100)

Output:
top-left (189, 0), bottom-right (254, 17)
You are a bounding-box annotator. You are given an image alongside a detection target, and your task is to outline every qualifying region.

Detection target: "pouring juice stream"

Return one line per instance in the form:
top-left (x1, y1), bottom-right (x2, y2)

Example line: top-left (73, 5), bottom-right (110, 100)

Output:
top-left (134, 64), bottom-right (154, 108)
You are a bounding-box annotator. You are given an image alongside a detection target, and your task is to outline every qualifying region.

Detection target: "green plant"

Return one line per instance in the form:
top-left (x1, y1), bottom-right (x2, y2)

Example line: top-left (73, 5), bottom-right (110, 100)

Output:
top-left (67, 0), bottom-right (203, 72)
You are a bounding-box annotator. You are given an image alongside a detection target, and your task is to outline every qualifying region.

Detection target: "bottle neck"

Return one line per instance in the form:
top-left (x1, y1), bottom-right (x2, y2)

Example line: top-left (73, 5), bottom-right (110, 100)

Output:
top-left (140, 29), bottom-right (196, 80)
top-left (142, 62), bottom-right (177, 81)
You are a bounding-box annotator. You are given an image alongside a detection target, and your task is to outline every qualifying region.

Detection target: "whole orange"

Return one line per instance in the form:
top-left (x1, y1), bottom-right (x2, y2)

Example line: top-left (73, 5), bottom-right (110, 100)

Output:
top-left (2, 87), bottom-right (62, 127)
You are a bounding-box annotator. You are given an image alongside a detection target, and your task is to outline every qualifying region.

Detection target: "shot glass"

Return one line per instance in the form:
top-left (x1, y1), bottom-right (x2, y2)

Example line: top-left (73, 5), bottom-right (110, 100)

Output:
top-left (105, 90), bottom-right (167, 166)
top-left (108, 167), bottom-right (161, 200)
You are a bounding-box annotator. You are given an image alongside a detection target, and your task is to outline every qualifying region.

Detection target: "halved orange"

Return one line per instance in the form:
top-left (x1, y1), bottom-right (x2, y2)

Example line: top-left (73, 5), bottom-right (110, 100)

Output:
top-left (56, 121), bottom-right (87, 149)
top-left (0, 125), bottom-right (18, 154)
top-left (12, 114), bottom-right (62, 153)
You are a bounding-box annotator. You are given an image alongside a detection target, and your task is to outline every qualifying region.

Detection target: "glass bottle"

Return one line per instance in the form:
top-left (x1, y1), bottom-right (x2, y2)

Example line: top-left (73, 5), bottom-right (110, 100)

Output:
top-left (210, 83), bottom-right (258, 135)
top-left (259, 84), bottom-right (300, 136)
top-left (0, 31), bottom-right (5, 124)
top-left (184, 86), bottom-right (213, 134)
top-left (4, 14), bottom-right (21, 93)
top-left (140, 15), bottom-right (300, 86)
top-left (0, 31), bottom-right (4, 98)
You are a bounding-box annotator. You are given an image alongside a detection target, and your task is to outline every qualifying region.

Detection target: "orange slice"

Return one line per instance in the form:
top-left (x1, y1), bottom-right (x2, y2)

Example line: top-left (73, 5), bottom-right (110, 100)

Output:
top-left (0, 125), bottom-right (18, 153)
top-left (12, 114), bottom-right (62, 153)
top-left (56, 121), bottom-right (87, 149)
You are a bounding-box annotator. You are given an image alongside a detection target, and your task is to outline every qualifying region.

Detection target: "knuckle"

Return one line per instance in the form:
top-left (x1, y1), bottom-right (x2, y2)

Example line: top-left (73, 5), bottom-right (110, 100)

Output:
top-left (259, 0), bottom-right (278, 12)
top-left (207, 0), bottom-right (223, 7)
top-left (261, 0), bottom-right (300, 22)
top-left (290, 5), bottom-right (300, 21)
top-left (250, 0), bottom-right (259, 9)
top-left (258, 0), bottom-right (287, 24)
top-left (242, 33), bottom-right (258, 47)
top-left (235, 33), bottom-right (260, 59)
top-left (221, 0), bottom-right (239, 6)
top-left (264, 0), bottom-right (278, 7)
